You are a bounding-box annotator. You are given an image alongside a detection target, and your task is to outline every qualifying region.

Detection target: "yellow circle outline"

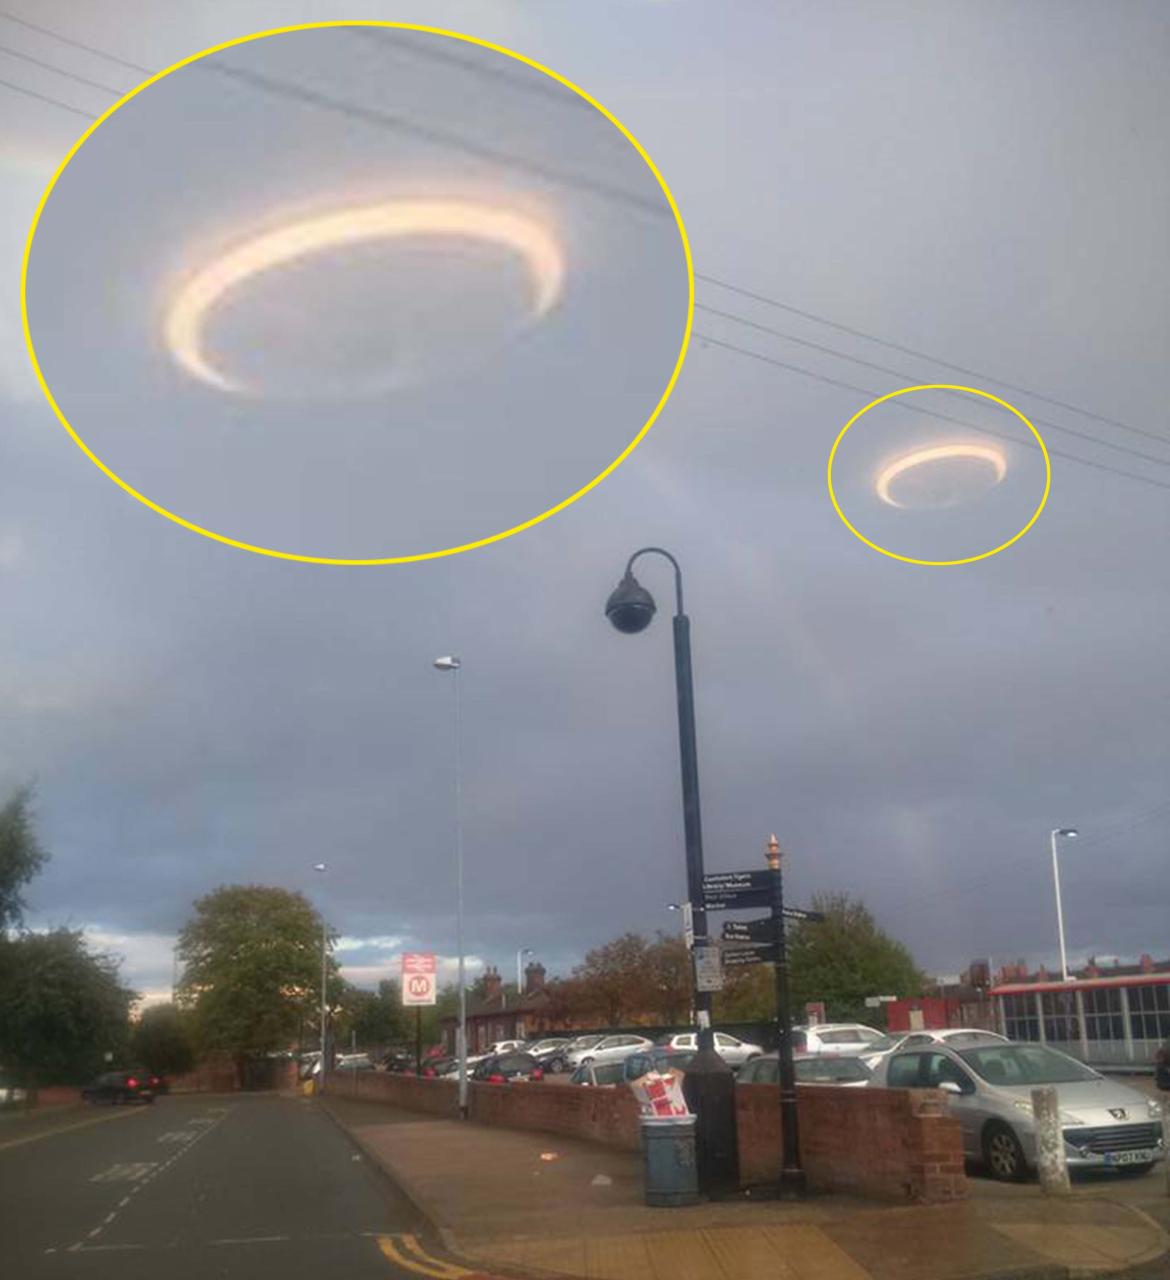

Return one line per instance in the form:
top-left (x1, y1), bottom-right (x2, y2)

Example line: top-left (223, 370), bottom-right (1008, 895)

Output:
top-left (826, 384), bottom-right (1051, 566)
top-left (20, 21), bottom-right (694, 567)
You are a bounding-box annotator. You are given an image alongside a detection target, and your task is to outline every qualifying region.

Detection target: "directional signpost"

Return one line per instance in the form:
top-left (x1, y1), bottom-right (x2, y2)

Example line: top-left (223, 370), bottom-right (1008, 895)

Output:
top-left (702, 840), bottom-right (826, 1198)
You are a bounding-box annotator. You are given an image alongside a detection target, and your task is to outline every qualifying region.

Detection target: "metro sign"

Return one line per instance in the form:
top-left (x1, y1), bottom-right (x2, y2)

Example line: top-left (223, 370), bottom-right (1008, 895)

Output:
top-left (401, 952), bottom-right (437, 1006)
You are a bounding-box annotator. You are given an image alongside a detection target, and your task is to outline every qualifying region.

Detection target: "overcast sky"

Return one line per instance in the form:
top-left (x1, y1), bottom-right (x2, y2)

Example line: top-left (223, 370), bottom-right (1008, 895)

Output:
top-left (2, 0), bottom-right (1168, 1006)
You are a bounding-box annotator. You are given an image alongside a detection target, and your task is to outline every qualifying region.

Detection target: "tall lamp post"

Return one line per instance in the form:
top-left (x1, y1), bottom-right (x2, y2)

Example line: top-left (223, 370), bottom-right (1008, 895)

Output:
top-left (434, 655), bottom-right (469, 1118)
top-left (1050, 828), bottom-right (1079, 981)
top-left (516, 947), bottom-right (533, 997)
top-left (313, 862), bottom-right (328, 1094)
top-left (605, 547), bottom-right (738, 1196)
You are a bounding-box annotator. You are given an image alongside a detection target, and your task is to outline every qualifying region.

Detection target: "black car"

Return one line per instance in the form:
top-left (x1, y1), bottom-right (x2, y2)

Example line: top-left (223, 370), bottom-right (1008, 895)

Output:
top-left (470, 1051), bottom-right (544, 1083)
top-left (524, 1038), bottom-right (573, 1072)
top-left (1156, 1042), bottom-right (1170, 1091)
top-left (81, 1070), bottom-right (155, 1105)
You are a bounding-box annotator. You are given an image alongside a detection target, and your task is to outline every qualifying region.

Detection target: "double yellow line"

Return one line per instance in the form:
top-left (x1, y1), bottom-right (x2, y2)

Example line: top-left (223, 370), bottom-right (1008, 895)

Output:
top-left (377, 1233), bottom-right (475, 1277)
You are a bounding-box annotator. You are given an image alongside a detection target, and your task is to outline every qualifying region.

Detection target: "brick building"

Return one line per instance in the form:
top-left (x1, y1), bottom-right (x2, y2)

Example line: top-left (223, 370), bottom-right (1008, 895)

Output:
top-left (440, 961), bottom-right (575, 1054)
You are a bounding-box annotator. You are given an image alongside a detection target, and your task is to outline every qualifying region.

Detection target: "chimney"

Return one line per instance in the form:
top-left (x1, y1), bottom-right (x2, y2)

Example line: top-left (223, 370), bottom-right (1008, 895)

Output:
top-left (1140, 953), bottom-right (1154, 973)
top-left (525, 961), bottom-right (546, 994)
top-left (482, 965), bottom-right (503, 1000)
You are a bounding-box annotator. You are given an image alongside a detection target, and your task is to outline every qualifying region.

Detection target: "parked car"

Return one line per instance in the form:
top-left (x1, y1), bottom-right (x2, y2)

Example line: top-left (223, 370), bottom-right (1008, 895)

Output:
top-left (484, 1040), bottom-right (526, 1055)
top-left (792, 1023), bottom-right (887, 1056)
top-left (569, 1059), bottom-right (628, 1087)
top-left (621, 1047), bottom-right (696, 1081)
top-left (81, 1071), bottom-right (156, 1105)
top-left (737, 1052), bottom-right (871, 1087)
top-left (565, 1034), bottom-right (654, 1069)
top-left (336, 1053), bottom-right (376, 1071)
top-left (470, 1051), bottom-right (545, 1083)
top-left (659, 1031), bottom-right (763, 1066)
top-left (381, 1050), bottom-right (419, 1074)
top-left (525, 1038), bottom-right (573, 1071)
top-left (0, 1080), bottom-right (27, 1107)
top-left (1155, 1041), bottom-right (1170, 1091)
top-left (421, 1056), bottom-right (457, 1079)
top-left (860, 1028), bottom-right (1008, 1069)
top-left (558, 1034), bottom-right (605, 1068)
top-left (872, 1039), bottom-right (1165, 1181)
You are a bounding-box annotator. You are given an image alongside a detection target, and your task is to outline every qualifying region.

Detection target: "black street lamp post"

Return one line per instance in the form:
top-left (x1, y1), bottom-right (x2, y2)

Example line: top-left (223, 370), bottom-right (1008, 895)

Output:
top-left (605, 547), bottom-right (739, 1196)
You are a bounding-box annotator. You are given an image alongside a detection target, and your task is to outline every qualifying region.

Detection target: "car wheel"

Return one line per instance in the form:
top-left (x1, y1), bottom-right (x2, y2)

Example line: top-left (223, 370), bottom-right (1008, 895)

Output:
top-left (982, 1122), bottom-right (1027, 1182)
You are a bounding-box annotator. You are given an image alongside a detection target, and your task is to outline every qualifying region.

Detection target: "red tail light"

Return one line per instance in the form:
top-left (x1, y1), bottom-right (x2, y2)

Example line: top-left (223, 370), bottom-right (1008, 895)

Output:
top-left (423, 1068), bottom-right (435, 1078)
top-left (532, 1068), bottom-right (544, 1080)
top-left (126, 1077), bottom-right (138, 1088)
top-left (488, 1073), bottom-right (506, 1084)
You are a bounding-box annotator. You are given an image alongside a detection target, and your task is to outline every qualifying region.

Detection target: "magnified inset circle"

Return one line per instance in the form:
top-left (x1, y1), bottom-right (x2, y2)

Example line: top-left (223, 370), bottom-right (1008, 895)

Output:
top-left (826, 384), bottom-right (1050, 566)
top-left (22, 22), bottom-right (692, 565)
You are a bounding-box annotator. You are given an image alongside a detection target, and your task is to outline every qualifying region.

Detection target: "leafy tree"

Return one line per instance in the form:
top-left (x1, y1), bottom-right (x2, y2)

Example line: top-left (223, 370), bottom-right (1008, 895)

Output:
top-left (570, 932), bottom-right (651, 1025)
top-left (0, 929), bottom-right (135, 1092)
top-left (643, 932), bottom-right (692, 1022)
top-left (714, 962), bottom-right (776, 1023)
top-left (177, 885), bottom-right (335, 1082)
top-left (0, 786), bottom-right (48, 932)
top-left (787, 892), bottom-right (923, 1024)
top-left (130, 1002), bottom-right (196, 1077)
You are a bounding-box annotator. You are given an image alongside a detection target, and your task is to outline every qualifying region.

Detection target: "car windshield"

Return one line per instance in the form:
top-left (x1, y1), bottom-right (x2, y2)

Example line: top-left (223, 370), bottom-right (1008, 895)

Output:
top-left (593, 1062), bottom-right (626, 1085)
top-left (864, 1035), bottom-right (896, 1051)
top-left (957, 1044), bottom-right (1101, 1084)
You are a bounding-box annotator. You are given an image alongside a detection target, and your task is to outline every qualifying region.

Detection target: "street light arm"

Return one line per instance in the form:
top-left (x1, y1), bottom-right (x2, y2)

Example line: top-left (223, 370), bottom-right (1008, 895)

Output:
top-left (626, 547), bottom-right (685, 616)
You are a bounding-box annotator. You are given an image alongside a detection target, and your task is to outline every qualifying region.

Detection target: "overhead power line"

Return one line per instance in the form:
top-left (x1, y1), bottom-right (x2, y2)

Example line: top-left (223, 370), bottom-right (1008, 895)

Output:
top-left (352, 26), bottom-right (600, 114)
top-left (0, 71), bottom-right (95, 118)
top-left (693, 331), bottom-right (1170, 494)
top-left (203, 61), bottom-right (670, 218)
top-left (698, 302), bottom-right (1170, 470)
top-left (0, 9), bottom-right (149, 72)
top-left (0, 38), bottom-right (131, 94)
top-left (699, 272), bottom-right (1167, 449)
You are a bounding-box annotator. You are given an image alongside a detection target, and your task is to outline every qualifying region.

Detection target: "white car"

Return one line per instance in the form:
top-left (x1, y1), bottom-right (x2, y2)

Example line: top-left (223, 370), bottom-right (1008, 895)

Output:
top-left (661, 1031), bottom-right (763, 1067)
top-left (860, 1028), bottom-right (1008, 1069)
top-left (793, 1023), bottom-right (887, 1056)
top-left (484, 1040), bottom-right (525, 1055)
top-left (565, 1034), bottom-right (653, 1069)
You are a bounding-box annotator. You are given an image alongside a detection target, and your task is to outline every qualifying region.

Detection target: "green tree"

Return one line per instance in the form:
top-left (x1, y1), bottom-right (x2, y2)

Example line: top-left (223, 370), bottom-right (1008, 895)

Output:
top-left (787, 892), bottom-right (923, 1024)
top-left (0, 786), bottom-right (49, 932)
top-left (0, 929), bottom-right (135, 1093)
top-left (177, 885), bottom-right (335, 1082)
top-left (643, 932), bottom-right (692, 1023)
top-left (130, 1002), bottom-right (196, 1077)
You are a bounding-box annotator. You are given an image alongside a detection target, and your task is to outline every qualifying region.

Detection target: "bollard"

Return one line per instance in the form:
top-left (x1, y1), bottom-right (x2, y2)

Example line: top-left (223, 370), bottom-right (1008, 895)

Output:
top-left (1032, 1085), bottom-right (1070, 1195)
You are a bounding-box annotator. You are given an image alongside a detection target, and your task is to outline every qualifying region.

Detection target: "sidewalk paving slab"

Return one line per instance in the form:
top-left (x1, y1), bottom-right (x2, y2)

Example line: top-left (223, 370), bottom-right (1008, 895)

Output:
top-left (323, 1096), bottom-right (1168, 1280)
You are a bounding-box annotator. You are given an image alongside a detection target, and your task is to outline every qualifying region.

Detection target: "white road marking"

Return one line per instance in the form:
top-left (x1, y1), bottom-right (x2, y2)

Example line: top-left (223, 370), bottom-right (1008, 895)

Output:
top-left (90, 1162), bottom-right (158, 1183)
top-left (157, 1130), bottom-right (198, 1143)
top-left (68, 1105), bottom-right (230, 1252)
top-left (208, 1235), bottom-right (290, 1244)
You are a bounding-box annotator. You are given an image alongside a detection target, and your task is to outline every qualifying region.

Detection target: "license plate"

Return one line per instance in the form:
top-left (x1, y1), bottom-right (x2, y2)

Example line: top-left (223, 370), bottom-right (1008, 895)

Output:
top-left (1103, 1149), bottom-right (1157, 1166)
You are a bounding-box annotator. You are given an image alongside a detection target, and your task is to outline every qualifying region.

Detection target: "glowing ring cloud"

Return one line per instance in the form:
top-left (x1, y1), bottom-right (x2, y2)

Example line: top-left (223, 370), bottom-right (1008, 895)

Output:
top-left (875, 442), bottom-right (1007, 508)
top-left (164, 199), bottom-right (567, 392)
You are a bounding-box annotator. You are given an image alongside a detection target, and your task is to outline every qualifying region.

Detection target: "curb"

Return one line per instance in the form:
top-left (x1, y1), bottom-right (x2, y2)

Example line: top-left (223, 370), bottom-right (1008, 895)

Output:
top-left (317, 1099), bottom-right (461, 1244)
top-left (318, 1099), bottom-right (562, 1280)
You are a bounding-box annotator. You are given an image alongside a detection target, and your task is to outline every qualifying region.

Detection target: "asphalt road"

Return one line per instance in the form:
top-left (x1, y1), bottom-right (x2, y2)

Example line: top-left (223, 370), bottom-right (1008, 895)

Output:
top-left (0, 1094), bottom-right (477, 1279)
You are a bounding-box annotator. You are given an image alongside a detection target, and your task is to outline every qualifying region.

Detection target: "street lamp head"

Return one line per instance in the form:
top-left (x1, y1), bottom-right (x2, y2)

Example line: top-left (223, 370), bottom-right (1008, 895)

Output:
top-left (313, 863), bottom-right (327, 873)
top-left (1055, 827), bottom-right (1079, 839)
top-left (605, 571), bottom-right (656, 634)
top-left (433, 655), bottom-right (461, 672)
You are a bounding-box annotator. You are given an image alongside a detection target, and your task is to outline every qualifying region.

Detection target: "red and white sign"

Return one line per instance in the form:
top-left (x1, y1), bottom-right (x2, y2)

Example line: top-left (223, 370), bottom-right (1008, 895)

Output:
top-left (401, 952), bottom-right (437, 1006)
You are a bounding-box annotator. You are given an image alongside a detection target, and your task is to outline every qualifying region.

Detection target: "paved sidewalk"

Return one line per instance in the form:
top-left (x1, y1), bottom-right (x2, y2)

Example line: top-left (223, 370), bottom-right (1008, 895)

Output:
top-left (324, 1097), bottom-right (1168, 1280)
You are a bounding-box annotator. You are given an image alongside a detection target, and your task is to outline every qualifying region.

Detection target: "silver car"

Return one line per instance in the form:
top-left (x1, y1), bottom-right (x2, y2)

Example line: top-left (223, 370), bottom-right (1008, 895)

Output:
top-left (659, 1031), bottom-right (763, 1066)
top-left (564, 1034), bottom-right (653, 1069)
top-left (872, 1038), bottom-right (1165, 1181)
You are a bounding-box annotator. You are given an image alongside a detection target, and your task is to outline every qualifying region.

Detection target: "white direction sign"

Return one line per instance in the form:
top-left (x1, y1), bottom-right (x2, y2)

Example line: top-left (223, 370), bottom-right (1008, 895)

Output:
top-left (401, 951), bottom-right (437, 1006)
top-left (693, 945), bottom-right (724, 993)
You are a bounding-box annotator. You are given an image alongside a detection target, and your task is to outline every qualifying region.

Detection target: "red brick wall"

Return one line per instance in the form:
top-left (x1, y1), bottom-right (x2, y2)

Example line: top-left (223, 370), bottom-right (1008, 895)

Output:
top-left (737, 1084), bottom-right (967, 1203)
top-left (331, 1073), bottom-right (966, 1203)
